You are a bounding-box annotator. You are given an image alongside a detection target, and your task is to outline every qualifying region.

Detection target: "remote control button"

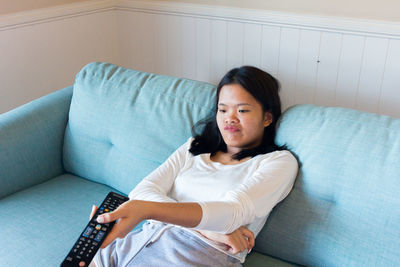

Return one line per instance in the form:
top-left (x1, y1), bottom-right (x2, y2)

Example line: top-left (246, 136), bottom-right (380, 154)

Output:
top-left (83, 226), bottom-right (94, 238)
top-left (94, 231), bottom-right (106, 242)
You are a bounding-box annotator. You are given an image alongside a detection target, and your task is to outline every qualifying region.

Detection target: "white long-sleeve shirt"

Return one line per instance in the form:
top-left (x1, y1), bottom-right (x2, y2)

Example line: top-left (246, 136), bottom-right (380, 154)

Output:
top-left (129, 138), bottom-right (298, 262)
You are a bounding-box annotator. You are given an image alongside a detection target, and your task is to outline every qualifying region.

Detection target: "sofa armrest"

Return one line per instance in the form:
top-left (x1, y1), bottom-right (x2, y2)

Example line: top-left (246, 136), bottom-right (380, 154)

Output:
top-left (0, 86), bottom-right (73, 199)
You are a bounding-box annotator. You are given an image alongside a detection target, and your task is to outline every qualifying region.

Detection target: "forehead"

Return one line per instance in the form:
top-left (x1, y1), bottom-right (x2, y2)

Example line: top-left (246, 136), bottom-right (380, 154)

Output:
top-left (218, 84), bottom-right (259, 106)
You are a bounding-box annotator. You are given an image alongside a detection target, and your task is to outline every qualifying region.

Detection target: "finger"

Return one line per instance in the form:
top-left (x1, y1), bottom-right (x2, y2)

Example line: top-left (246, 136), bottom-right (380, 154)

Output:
top-left (96, 208), bottom-right (124, 224)
top-left (100, 218), bottom-right (133, 248)
top-left (242, 233), bottom-right (254, 251)
top-left (100, 223), bottom-right (120, 248)
top-left (233, 233), bottom-right (246, 252)
top-left (239, 227), bottom-right (255, 249)
top-left (229, 242), bottom-right (245, 254)
top-left (238, 234), bottom-right (248, 252)
top-left (228, 243), bottom-right (240, 254)
top-left (227, 235), bottom-right (246, 254)
top-left (225, 236), bottom-right (238, 254)
top-left (90, 205), bottom-right (98, 220)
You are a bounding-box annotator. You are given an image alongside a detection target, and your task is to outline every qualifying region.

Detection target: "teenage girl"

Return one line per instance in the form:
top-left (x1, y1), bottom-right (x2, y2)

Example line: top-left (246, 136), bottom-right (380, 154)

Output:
top-left (87, 66), bottom-right (298, 267)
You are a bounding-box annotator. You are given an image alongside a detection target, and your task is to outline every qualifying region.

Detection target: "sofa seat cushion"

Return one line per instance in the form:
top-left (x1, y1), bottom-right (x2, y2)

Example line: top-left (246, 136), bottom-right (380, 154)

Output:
top-left (244, 251), bottom-right (298, 267)
top-left (0, 174), bottom-right (121, 267)
top-left (63, 62), bottom-right (216, 194)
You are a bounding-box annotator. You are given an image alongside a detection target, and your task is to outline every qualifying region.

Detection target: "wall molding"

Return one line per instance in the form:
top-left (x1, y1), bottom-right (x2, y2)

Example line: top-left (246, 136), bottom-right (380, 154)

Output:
top-left (1, 0), bottom-right (399, 38)
top-left (115, 0), bottom-right (400, 39)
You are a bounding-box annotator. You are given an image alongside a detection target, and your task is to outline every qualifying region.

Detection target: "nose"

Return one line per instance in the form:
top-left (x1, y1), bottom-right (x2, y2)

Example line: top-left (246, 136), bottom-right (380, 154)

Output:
top-left (225, 112), bottom-right (239, 124)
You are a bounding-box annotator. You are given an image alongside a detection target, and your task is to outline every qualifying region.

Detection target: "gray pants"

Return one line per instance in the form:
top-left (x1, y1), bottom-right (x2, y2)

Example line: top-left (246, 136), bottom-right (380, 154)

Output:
top-left (94, 222), bottom-right (242, 267)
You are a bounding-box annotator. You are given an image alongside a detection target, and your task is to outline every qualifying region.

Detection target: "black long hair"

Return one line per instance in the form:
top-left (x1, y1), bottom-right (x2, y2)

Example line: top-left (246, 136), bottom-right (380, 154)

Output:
top-left (189, 66), bottom-right (286, 160)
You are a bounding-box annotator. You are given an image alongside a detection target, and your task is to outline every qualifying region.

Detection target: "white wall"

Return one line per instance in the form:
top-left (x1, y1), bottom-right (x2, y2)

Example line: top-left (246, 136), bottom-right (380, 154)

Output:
top-left (1, 0), bottom-right (400, 117)
top-left (116, 1), bottom-right (400, 117)
top-left (0, 1), bottom-right (120, 113)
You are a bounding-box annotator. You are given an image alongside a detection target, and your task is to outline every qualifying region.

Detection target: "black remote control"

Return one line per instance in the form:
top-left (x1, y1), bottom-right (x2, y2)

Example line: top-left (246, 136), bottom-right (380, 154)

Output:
top-left (61, 192), bottom-right (129, 267)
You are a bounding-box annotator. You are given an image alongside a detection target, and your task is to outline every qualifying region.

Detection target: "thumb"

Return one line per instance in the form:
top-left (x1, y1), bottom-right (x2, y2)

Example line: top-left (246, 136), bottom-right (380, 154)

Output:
top-left (97, 208), bottom-right (123, 223)
top-left (90, 205), bottom-right (98, 220)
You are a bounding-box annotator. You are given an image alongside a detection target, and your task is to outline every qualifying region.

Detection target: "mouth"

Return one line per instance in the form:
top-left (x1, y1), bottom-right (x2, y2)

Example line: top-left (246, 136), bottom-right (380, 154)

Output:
top-left (224, 126), bottom-right (240, 132)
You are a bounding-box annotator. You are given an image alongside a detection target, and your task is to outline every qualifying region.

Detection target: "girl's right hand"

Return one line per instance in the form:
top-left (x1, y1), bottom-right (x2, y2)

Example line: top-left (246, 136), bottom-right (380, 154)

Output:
top-left (198, 226), bottom-right (255, 254)
top-left (95, 200), bottom-right (147, 248)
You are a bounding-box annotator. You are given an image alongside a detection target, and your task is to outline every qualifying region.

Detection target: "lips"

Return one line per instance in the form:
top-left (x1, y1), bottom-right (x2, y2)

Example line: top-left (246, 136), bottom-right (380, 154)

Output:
top-left (224, 126), bottom-right (240, 132)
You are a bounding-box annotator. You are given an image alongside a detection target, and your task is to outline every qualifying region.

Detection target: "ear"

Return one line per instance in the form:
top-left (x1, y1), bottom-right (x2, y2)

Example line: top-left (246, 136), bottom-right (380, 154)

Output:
top-left (263, 112), bottom-right (273, 127)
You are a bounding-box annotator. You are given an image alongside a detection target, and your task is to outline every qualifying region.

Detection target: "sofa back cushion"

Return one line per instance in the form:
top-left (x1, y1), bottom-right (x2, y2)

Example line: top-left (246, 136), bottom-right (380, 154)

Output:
top-left (256, 104), bottom-right (400, 266)
top-left (63, 62), bottom-right (216, 194)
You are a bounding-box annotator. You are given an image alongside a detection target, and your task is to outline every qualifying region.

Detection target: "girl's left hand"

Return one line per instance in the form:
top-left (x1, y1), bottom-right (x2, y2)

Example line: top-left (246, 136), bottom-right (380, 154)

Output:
top-left (198, 226), bottom-right (255, 254)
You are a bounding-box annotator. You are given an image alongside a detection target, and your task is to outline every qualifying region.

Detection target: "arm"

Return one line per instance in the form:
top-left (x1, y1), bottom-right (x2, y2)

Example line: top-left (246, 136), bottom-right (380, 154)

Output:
top-left (0, 86), bottom-right (72, 199)
top-left (92, 203), bottom-right (254, 254)
top-left (97, 150), bottom-right (298, 247)
top-left (97, 199), bottom-right (202, 247)
top-left (98, 200), bottom-right (252, 254)
top-left (196, 151), bottom-right (298, 233)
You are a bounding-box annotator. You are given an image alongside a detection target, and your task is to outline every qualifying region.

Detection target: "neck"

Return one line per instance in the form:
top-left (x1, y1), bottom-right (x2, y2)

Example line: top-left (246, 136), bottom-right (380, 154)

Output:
top-left (211, 150), bottom-right (250, 165)
top-left (226, 147), bottom-right (241, 156)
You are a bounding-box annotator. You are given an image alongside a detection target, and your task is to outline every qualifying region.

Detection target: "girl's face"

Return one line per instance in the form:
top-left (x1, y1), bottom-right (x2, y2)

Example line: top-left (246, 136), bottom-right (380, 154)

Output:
top-left (216, 83), bottom-right (272, 155)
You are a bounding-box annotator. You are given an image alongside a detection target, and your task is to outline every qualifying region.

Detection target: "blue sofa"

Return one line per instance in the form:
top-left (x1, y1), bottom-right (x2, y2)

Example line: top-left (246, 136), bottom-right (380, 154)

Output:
top-left (1, 62), bottom-right (399, 267)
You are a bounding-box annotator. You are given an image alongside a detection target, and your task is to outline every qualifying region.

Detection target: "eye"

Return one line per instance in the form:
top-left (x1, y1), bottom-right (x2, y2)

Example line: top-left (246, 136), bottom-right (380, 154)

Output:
top-left (218, 108), bottom-right (226, 113)
top-left (238, 109), bottom-right (249, 113)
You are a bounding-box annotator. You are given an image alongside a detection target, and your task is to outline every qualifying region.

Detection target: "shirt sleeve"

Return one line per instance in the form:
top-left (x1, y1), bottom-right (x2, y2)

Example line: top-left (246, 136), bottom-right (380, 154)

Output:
top-left (194, 150), bottom-right (298, 234)
top-left (128, 138), bottom-right (192, 203)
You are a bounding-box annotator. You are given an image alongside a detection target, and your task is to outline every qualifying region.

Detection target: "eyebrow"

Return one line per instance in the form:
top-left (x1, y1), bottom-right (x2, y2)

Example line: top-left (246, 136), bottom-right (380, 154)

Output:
top-left (218, 103), bottom-right (252, 107)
